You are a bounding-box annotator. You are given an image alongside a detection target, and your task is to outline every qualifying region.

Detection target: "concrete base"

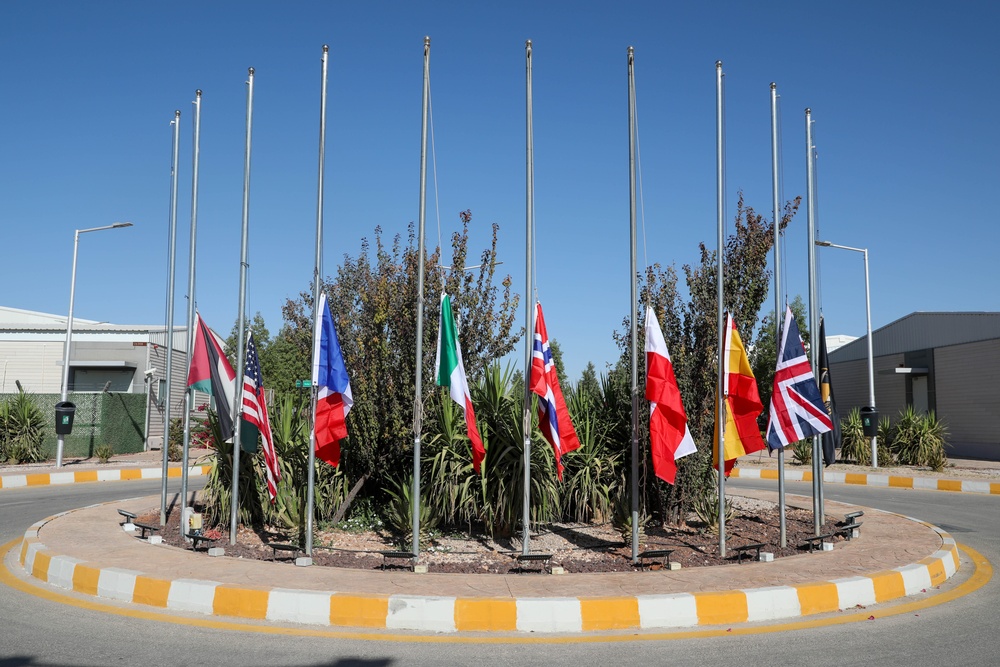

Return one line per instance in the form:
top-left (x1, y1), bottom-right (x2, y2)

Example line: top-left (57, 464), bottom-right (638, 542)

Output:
top-left (821, 542), bottom-right (834, 552)
top-left (122, 523), bottom-right (136, 532)
top-left (667, 561), bottom-right (682, 570)
top-left (759, 552), bottom-right (774, 562)
top-left (550, 566), bottom-right (565, 575)
top-left (147, 535), bottom-right (163, 545)
top-left (207, 547), bottom-right (225, 557)
top-left (412, 564), bottom-right (428, 574)
top-left (295, 557), bottom-right (313, 567)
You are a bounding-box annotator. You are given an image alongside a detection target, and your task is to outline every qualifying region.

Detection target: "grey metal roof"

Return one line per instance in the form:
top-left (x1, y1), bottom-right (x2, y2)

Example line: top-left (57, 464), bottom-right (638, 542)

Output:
top-left (829, 312), bottom-right (1000, 363)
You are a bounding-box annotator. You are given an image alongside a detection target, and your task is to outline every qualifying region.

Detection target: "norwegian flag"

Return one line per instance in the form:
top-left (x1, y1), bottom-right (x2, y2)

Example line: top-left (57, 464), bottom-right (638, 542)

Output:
top-left (766, 306), bottom-right (833, 450)
top-left (243, 333), bottom-right (280, 502)
top-left (529, 302), bottom-right (580, 480)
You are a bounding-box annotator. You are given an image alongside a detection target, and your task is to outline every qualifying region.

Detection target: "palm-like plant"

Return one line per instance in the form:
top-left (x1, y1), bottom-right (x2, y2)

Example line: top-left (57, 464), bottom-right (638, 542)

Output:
top-left (0, 391), bottom-right (46, 463)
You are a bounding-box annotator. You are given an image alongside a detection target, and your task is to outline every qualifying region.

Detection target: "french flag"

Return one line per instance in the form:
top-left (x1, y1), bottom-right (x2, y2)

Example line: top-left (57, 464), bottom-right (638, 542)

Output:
top-left (312, 292), bottom-right (353, 467)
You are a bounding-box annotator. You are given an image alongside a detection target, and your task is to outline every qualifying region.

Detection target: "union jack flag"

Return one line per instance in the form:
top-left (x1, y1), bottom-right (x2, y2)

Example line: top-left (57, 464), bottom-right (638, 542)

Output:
top-left (766, 306), bottom-right (833, 450)
top-left (529, 302), bottom-right (580, 480)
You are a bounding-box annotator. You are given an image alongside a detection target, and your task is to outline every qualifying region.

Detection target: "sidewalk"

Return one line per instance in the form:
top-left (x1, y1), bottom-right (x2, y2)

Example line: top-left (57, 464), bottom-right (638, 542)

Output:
top-left (13, 490), bottom-right (961, 634)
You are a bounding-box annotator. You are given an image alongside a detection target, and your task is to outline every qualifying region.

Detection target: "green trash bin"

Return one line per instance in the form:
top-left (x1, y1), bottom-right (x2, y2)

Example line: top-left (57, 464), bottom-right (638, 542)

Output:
top-left (860, 407), bottom-right (878, 437)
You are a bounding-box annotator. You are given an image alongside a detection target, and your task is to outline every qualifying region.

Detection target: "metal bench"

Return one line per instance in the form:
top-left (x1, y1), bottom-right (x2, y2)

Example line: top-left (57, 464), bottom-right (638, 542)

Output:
top-left (514, 553), bottom-right (552, 573)
top-left (133, 522), bottom-right (160, 539)
top-left (379, 550), bottom-right (414, 570)
top-left (802, 533), bottom-right (835, 552)
top-left (732, 542), bottom-right (765, 563)
top-left (637, 548), bottom-right (675, 570)
top-left (186, 532), bottom-right (218, 551)
top-left (268, 543), bottom-right (302, 560)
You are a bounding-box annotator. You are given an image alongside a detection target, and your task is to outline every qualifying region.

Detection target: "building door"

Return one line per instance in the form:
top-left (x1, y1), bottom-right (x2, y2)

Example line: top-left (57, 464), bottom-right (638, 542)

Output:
top-left (912, 375), bottom-right (929, 414)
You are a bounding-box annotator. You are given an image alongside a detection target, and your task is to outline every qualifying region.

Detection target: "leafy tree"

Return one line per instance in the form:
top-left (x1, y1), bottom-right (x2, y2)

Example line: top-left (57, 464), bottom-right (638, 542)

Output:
top-left (547, 339), bottom-right (569, 390)
top-left (751, 294), bottom-right (809, 429)
top-left (223, 312), bottom-right (271, 373)
top-left (279, 211), bottom-right (520, 497)
top-left (576, 362), bottom-right (602, 408)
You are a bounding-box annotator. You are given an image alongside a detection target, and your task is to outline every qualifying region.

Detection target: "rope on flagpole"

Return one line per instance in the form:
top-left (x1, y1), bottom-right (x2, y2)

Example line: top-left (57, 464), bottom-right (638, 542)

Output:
top-left (428, 77), bottom-right (446, 290)
top-left (633, 66), bottom-right (650, 304)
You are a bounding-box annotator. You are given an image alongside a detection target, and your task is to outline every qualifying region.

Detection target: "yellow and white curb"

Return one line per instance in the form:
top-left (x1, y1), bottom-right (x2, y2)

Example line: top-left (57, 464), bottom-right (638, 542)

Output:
top-left (15, 509), bottom-right (961, 634)
top-left (732, 467), bottom-right (1000, 495)
top-left (0, 465), bottom-right (211, 489)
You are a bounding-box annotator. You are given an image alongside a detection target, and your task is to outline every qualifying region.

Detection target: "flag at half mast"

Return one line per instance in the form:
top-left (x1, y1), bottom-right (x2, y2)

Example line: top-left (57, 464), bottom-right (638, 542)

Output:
top-left (187, 312), bottom-right (236, 441)
top-left (714, 313), bottom-right (766, 474)
top-left (312, 292), bottom-right (353, 467)
top-left (765, 306), bottom-right (833, 451)
top-left (530, 302), bottom-right (580, 480)
top-left (243, 332), bottom-right (280, 502)
top-left (435, 293), bottom-right (485, 473)
top-left (645, 306), bottom-right (697, 484)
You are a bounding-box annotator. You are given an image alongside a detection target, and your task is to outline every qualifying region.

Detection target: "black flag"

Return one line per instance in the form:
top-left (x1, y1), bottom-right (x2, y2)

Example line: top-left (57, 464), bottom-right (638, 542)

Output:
top-left (818, 317), bottom-right (840, 465)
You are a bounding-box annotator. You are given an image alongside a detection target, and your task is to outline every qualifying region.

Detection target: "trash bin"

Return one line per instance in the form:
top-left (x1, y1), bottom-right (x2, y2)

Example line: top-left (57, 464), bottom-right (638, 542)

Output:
top-left (55, 401), bottom-right (76, 435)
top-left (860, 406), bottom-right (879, 437)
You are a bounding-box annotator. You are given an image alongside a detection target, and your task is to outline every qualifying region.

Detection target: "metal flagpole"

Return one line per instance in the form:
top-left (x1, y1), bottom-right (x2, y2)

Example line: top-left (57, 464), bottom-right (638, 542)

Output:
top-left (770, 83), bottom-right (787, 548)
top-left (179, 91), bottom-right (202, 539)
top-left (412, 37), bottom-right (431, 559)
top-left (521, 39), bottom-right (534, 557)
top-left (161, 110), bottom-right (181, 526)
top-left (715, 61), bottom-right (727, 558)
top-left (230, 67), bottom-right (255, 546)
top-left (305, 46), bottom-right (329, 560)
top-left (627, 46), bottom-right (640, 564)
top-left (805, 107), bottom-right (823, 533)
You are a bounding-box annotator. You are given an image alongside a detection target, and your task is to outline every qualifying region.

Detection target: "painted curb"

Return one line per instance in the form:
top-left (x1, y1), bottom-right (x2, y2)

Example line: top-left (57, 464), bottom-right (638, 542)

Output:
top-left (731, 467), bottom-right (1000, 495)
top-left (0, 465), bottom-right (211, 489)
top-left (15, 506), bottom-right (961, 634)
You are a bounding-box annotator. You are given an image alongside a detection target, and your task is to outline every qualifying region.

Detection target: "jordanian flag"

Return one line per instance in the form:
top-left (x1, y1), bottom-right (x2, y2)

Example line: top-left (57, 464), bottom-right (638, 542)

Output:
top-left (435, 293), bottom-right (485, 473)
top-left (187, 312), bottom-right (237, 440)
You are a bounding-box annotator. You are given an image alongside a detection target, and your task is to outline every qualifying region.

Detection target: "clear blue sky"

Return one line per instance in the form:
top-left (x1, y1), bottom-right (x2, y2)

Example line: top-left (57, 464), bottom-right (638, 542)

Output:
top-left (2, 2), bottom-right (997, 380)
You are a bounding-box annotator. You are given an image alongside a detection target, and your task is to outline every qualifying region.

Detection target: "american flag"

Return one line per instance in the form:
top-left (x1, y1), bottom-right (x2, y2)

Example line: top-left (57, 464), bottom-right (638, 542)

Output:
top-left (243, 333), bottom-right (280, 501)
top-left (766, 306), bottom-right (833, 450)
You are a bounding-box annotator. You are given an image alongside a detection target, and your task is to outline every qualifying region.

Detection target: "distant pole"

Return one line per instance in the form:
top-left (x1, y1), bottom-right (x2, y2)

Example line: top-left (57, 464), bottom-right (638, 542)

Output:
top-left (770, 82), bottom-right (787, 548)
top-left (306, 46), bottom-right (329, 558)
top-left (521, 39), bottom-right (534, 556)
top-left (179, 91), bottom-right (202, 539)
top-left (627, 46), bottom-right (639, 564)
top-left (715, 61), bottom-right (727, 558)
top-left (805, 107), bottom-right (823, 533)
top-left (230, 67), bottom-right (255, 546)
top-left (412, 37), bottom-right (430, 558)
top-left (161, 110), bottom-right (181, 525)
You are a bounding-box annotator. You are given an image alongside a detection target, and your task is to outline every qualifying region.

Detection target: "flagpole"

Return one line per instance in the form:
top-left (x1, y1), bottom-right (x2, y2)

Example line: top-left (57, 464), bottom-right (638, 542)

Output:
top-left (161, 110), bottom-right (181, 527)
top-left (715, 61), bottom-right (727, 558)
top-left (230, 67), bottom-right (255, 546)
top-left (179, 90), bottom-right (202, 540)
top-left (412, 36), bottom-right (431, 559)
top-left (770, 82), bottom-right (787, 548)
top-left (626, 46), bottom-right (640, 564)
top-left (805, 107), bottom-right (824, 533)
top-left (305, 45), bottom-right (329, 560)
top-left (521, 39), bottom-right (534, 557)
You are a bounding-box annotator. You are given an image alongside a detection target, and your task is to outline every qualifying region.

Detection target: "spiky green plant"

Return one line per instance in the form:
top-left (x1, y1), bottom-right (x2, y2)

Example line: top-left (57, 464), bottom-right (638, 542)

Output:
top-left (383, 474), bottom-right (438, 551)
top-left (95, 444), bottom-right (114, 464)
top-left (691, 488), bottom-right (735, 535)
top-left (790, 438), bottom-right (812, 465)
top-left (560, 390), bottom-right (618, 524)
top-left (201, 410), bottom-right (263, 528)
top-left (0, 391), bottom-right (46, 463)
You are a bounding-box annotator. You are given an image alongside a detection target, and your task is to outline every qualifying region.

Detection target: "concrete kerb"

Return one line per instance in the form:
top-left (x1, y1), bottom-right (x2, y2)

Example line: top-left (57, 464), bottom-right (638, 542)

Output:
top-left (13, 497), bottom-right (962, 635)
top-left (0, 465), bottom-right (211, 489)
top-left (730, 467), bottom-right (1000, 495)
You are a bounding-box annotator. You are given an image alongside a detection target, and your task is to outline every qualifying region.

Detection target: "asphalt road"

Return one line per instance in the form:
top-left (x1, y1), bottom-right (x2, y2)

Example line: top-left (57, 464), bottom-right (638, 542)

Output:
top-left (1, 478), bottom-right (996, 667)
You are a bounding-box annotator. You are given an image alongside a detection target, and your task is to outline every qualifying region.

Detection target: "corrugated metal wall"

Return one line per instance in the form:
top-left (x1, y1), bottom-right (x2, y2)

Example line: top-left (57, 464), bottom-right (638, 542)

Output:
top-left (935, 339), bottom-right (1000, 458)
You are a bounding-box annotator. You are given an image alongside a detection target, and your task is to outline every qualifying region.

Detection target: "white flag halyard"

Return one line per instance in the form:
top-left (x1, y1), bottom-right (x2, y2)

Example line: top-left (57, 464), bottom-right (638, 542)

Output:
top-left (644, 306), bottom-right (697, 484)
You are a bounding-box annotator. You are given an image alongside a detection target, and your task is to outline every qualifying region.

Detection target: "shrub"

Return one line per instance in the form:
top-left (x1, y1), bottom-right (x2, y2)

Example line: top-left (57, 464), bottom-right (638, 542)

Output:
top-left (892, 407), bottom-right (948, 469)
top-left (790, 438), bottom-right (812, 465)
top-left (0, 391), bottom-right (47, 464)
top-left (691, 488), bottom-right (735, 535)
top-left (95, 444), bottom-right (114, 464)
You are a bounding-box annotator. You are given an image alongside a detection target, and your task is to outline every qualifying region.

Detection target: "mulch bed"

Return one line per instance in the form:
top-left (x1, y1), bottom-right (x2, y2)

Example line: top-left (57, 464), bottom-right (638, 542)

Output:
top-left (139, 498), bottom-right (845, 574)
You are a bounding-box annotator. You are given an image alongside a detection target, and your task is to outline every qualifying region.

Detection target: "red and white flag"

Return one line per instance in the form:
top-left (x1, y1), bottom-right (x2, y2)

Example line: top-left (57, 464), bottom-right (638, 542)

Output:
top-left (645, 307), bottom-right (697, 484)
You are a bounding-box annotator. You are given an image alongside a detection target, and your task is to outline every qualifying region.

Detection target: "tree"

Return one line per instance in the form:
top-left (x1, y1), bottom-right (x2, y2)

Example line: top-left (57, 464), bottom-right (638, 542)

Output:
top-left (223, 312), bottom-right (271, 373)
top-left (279, 211), bottom-right (520, 493)
top-left (610, 193), bottom-right (801, 526)
top-left (577, 362), bottom-right (602, 408)
top-left (751, 294), bottom-right (809, 430)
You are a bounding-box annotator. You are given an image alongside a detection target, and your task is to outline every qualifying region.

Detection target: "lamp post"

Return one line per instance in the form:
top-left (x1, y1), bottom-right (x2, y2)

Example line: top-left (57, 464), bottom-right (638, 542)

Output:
top-left (815, 240), bottom-right (877, 467)
top-left (56, 222), bottom-right (134, 468)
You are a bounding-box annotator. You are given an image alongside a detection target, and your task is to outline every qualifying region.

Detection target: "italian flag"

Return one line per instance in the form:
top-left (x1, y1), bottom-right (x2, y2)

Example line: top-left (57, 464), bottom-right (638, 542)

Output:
top-left (435, 293), bottom-right (485, 474)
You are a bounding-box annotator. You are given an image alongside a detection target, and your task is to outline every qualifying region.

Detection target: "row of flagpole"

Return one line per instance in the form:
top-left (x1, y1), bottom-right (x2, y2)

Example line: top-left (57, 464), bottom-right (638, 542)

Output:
top-left (158, 40), bottom-right (839, 562)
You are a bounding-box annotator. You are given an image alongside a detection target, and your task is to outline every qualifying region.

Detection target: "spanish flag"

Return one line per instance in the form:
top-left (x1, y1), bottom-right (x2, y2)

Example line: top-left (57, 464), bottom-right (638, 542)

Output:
top-left (714, 313), bottom-right (766, 474)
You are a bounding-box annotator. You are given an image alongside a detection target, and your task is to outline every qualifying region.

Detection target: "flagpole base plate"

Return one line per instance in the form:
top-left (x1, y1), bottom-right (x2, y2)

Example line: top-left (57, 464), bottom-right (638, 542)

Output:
top-left (295, 557), bottom-right (313, 567)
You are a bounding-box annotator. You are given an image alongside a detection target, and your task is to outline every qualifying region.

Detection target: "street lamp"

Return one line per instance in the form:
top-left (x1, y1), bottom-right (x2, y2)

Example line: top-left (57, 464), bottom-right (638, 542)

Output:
top-left (56, 222), bottom-right (134, 467)
top-left (815, 240), bottom-right (878, 468)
